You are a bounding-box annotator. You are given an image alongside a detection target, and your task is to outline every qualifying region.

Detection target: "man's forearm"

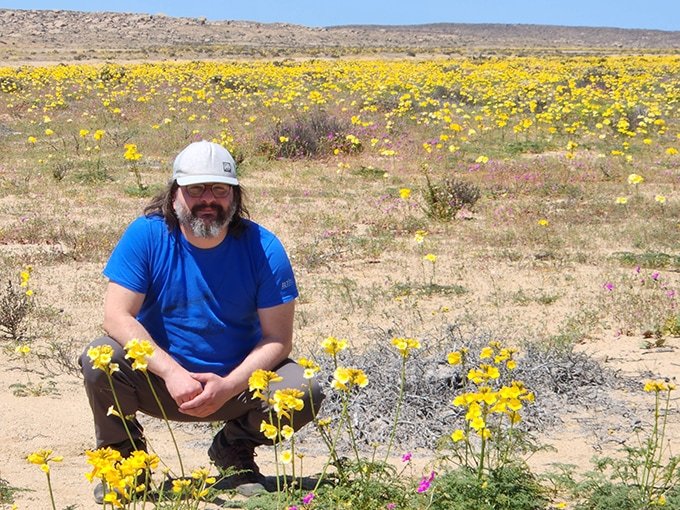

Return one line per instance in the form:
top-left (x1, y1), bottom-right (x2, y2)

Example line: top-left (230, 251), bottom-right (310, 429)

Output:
top-left (221, 336), bottom-right (292, 396)
top-left (103, 315), bottom-right (185, 379)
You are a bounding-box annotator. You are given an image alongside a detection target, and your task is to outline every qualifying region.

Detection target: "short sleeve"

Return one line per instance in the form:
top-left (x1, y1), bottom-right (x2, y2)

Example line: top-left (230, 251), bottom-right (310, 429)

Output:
top-left (255, 230), bottom-right (298, 309)
top-left (103, 217), bottom-right (152, 294)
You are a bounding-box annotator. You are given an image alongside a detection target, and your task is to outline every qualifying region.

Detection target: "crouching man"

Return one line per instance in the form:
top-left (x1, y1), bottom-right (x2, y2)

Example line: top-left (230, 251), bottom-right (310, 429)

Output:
top-left (80, 141), bottom-right (323, 502)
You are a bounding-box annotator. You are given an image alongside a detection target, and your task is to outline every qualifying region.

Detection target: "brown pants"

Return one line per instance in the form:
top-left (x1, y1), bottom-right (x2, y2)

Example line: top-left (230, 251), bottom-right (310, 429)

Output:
top-left (80, 336), bottom-right (324, 448)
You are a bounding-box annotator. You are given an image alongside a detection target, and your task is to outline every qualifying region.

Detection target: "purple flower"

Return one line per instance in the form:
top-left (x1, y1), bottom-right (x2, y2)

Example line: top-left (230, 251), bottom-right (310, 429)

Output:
top-left (386, 504), bottom-right (397, 510)
top-left (417, 471), bottom-right (436, 493)
top-left (288, 507), bottom-right (298, 510)
top-left (401, 452), bottom-right (412, 463)
top-left (603, 282), bottom-right (615, 292)
top-left (302, 493), bottom-right (315, 505)
top-left (651, 271), bottom-right (660, 281)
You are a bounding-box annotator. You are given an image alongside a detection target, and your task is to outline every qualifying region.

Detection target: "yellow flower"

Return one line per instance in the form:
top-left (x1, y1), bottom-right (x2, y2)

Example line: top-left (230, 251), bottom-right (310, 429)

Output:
top-left (297, 357), bottom-right (320, 379)
top-left (451, 429), bottom-right (466, 442)
top-left (655, 195), bottom-right (666, 204)
top-left (84, 447), bottom-right (123, 482)
top-left (480, 347), bottom-right (494, 359)
top-left (280, 450), bottom-right (293, 464)
top-left (321, 336), bottom-right (348, 356)
top-left (248, 369), bottom-right (283, 400)
top-left (124, 339), bottom-right (154, 371)
top-left (413, 230), bottom-right (428, 244)
top-left (644, 379), bottom-right (676, 392)
top-left (93, 129), bottom-right (105, 141)
top-left (27, 449), bottom-right (63, 474)
top-left (665, 147), bottom-right (678, 155)
top-left (191, 467), bottom-right (211, 480)
top-left (172, 478), bottom-right (192, 493)
top-left (44, 128), bottom-right (54, 136)
top-left (423, 253), bottom-right (437, 263)
top-left (470, 416), bottom-right (486, 431)
top-left (27, 136), bottom-right (37, 144)
top-left (15, 344), bottom-right (31, 356)
top-left (279, 136), bottom-right (289, 143)
top-left (537, 218), bottom-right (549, 227)
top-left (475, 155), bottom-right (489, 164)
top-left (467, 364), bottom-right (500, 384)
top-left (317, 417), bottom-right (332, 427)
top-left (87, 345), bottom-right (119, 374)
top-left (399, 188), bottom-right (412, 200)
top-left (20, 266), bottom-right (31, 287)
top-left (391, 337), bottom-right (421, 358)
top-left (627, 173), bottom-right (644, 185)
top-left (260, 421), bottom-right (279, 440)
top-left (447, 349), bottom-right (468, 366)
top-left (124, 143), bottom-right (142, 161)
top-left (332, 367), bottom-right (368, 391)
top-left (281, 425), bottom-right (294, 440)
top-left (615, 196), bottom-right (628, 205)
top-left (272, 388), bottom-right (305, 418)
top-left (79, 129), bottom-right (90, 137)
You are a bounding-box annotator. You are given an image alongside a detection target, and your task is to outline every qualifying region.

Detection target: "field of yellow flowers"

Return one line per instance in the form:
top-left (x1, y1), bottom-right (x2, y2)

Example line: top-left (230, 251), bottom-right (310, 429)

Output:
top-left (0, 55), bottom-right (678, 509)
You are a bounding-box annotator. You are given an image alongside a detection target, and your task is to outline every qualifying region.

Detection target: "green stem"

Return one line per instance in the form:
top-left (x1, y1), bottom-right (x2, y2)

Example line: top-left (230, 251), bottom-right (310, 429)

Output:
top-left (144, 371), bottom-right (184, 477)
top-left (289, 414), bottom-right (297, 495)
top-left (648, 390), bottom-right (672, 502)
top-left (342, 390), bottom-right (365, 481)
top-left (46, 471), bottom-right (57, 510)
top-left (477, 433), bottom-right (486, 481)
top-left (105, 371), bottom-right (138, 450)
top-left (641, 391), bottom-right (661, 501)
top-left (312, 421), bottom-right (344, 491)
top-left (269, 403), bottom-right (282, 500)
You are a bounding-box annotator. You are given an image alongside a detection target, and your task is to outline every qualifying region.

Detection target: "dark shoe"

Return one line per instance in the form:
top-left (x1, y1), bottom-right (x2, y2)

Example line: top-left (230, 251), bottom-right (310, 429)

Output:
top-left (93, 475), bottom-right (153, 505)
top-left (208, 433), bottom-right (266, 495)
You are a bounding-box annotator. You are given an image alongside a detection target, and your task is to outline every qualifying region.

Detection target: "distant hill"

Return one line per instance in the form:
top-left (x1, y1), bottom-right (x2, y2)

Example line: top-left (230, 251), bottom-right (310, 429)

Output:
top-left (0, 8), bottom-right (678, 63)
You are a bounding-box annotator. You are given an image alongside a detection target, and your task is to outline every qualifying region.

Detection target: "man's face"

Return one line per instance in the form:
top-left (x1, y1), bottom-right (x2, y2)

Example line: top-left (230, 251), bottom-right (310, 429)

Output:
top-left (173, 183), bottom-right (236, 238)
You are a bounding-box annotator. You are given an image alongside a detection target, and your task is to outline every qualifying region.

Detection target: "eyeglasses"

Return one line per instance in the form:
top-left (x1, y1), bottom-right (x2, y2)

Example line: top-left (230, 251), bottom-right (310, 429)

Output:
top-left (183, 183), bottom-right (232, 198)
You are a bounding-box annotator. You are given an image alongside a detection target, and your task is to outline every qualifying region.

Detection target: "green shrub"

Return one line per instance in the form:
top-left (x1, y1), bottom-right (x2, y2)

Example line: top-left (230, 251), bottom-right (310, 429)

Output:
top-left (422, 174), bottom-right (481, 221)
top-left (262, 110), bottom-right (354, 159)
top-left (430, 466), bottom-right (549, 510)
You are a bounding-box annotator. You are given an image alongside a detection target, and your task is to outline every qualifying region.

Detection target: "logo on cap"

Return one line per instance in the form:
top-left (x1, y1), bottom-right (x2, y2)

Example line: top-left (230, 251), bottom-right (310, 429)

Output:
top-left (223, 161), bottom-right (233, 173)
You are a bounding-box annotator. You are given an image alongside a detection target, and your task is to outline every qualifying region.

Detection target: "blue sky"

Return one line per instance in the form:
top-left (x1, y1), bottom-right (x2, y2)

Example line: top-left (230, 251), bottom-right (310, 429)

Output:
top-left (1, 0), bottom-right (678, 31)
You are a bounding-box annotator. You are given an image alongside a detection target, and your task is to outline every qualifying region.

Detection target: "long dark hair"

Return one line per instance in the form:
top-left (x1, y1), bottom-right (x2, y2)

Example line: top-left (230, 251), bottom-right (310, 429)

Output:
top-left (143, 181), bottom-right (250, 237)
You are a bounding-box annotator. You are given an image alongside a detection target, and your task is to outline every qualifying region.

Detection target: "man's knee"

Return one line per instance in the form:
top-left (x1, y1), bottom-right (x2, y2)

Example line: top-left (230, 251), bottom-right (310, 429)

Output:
top-left (80, 336), bottom-right (123, 383)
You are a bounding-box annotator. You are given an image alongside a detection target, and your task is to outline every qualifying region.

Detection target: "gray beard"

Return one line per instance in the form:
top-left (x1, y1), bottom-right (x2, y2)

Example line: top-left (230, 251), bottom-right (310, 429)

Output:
top-left (173, 201), bottom-right (235, 238)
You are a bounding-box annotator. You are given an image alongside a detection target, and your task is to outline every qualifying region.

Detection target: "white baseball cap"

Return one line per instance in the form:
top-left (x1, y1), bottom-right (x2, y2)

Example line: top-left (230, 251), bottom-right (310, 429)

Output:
top-left (172, 141), bottom-right (239, 186)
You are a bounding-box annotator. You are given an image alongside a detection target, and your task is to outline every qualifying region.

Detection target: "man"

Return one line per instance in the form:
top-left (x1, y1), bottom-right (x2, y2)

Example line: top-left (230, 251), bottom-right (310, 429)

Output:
top-left (80, 140), bottom-right (323, 501)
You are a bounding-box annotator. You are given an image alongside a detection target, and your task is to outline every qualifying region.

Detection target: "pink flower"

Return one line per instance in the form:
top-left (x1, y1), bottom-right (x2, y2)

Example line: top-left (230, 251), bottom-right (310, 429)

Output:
top-left (302, 493), bottom-right (315, 505)
top-left (651, 271), bottom-right (660, 281)
top-left (603, 282), bottom-right (615, 292)
top-left (417, 471), bottom-right (436, 493)
top-left (402, 452), bottom-right (412, 462)
top-left (386, 504), bottom-right (397, 510)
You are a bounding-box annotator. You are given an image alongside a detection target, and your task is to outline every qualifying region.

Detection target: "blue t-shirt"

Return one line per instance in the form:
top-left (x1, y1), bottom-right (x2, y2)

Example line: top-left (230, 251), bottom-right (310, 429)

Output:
top-left (103, 215), bottom-right (298, 376)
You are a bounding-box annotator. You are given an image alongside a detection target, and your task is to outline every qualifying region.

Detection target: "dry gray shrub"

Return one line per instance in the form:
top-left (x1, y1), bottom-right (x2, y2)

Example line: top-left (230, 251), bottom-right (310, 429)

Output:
top-left (296, 323), bottom-right (641, 452)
